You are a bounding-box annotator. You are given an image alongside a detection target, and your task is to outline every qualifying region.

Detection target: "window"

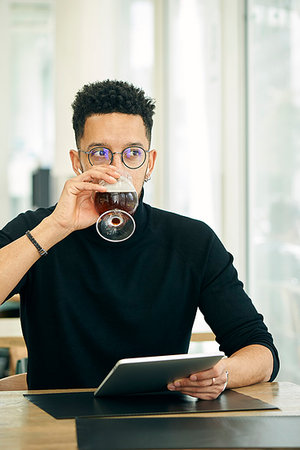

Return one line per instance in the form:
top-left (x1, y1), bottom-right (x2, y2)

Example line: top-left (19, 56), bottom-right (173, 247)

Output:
top-left (247, 0), bottom-right (300, 382)
top-left (164, 0), bottom-right (222, 233)
top-left (162, 0), bottom-right (221, 342)
top-left (0, 0), bottom-right (54, 227)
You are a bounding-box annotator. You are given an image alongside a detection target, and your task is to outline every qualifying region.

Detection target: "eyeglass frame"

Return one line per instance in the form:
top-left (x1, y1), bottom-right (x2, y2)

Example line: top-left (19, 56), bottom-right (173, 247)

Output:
top-left (77, 146), bottom-right (151, 169)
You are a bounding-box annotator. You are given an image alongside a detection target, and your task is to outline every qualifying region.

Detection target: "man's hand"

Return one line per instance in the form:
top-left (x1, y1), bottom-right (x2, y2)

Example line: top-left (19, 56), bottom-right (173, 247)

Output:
top-left (167, 359), bottom-right (228, 400)
top-left (167, 345), bottom-right (274, 400)
top-left (50, 165), bottom-right (120, 234)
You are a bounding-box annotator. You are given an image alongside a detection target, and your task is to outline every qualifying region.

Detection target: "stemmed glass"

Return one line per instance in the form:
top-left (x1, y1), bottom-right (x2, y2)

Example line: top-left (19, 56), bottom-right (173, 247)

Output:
top-left (94, 175), bottom-right (138, 242)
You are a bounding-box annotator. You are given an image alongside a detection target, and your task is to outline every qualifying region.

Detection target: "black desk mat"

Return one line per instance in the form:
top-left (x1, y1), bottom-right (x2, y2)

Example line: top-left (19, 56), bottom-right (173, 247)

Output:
top-left (76, 415), bottom-right (300, 449)
top-left (24, 389), bottom-right (278, 419)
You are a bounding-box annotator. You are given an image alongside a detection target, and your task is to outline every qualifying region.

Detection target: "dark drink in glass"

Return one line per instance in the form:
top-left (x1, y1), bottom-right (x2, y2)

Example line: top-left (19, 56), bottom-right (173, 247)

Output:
top-left (94, 191), bottom-right (138, 216)
top-left (95, 175), bottom-right (138, 242)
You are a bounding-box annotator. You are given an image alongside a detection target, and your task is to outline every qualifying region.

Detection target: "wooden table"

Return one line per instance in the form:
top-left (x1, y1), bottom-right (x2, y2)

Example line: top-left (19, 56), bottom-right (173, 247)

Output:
top-left (0, 382), bottom-right (300, 449)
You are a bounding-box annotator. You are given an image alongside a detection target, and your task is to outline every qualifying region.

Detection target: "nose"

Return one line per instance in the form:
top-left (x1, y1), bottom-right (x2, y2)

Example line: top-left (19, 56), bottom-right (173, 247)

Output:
top-left (111, 152), bottom-right (124, 170)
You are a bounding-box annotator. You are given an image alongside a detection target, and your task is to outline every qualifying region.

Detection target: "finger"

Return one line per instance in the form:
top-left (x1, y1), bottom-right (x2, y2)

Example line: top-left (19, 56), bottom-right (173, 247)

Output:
top-left (177, 384), bottom-right (225, 399)
top-left (76, 166), bottom-right (120, 181)
top-left (168, 379), bottom-right (212, 390)
top-left (174, 374), bottom-right (223, 387)
top-left (168, 376), bottom-right (228, 393)
top-left (176, 386), bottom-right (220, 394)
top-left (184, 370), bottom-right (228, 395)
top-left (189, 364), bottom-right (227, 383)
top-left (67, 181), bottom-right (107, 195)
top-left (188, 366), bottom-right (223, 382)
top-left (182, 391), bottom-right (223, 400)
top-left (82, 164), bottom-right (120, 176)
top-left (79, 171), bottom-right (120, 184)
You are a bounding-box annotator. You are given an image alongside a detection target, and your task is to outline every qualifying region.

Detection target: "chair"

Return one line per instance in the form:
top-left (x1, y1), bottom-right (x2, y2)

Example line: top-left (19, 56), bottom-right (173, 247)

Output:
top-left (0, 336), bottom-right (27, 375)
top-left (0, 373), bottom-right (27, 391)
top-left (16, 357), bottom-right (28, 374)
top-left (0, 336), bottom-right (28, 390)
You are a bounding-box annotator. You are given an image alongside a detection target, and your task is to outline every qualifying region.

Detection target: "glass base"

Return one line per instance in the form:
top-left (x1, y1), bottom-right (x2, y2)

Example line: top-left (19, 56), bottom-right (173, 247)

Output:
top-left (95, 209), bottom-right (136, 242)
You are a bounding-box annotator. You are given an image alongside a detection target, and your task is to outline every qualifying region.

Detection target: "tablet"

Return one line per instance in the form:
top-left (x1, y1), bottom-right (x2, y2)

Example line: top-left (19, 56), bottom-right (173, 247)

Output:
top-left (94, 353), bottom-right (224, 397)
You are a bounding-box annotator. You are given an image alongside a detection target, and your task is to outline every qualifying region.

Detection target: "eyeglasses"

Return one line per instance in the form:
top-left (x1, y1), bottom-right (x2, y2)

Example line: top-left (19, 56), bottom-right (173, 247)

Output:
top-left (78, 146), bottom-right (150, 169)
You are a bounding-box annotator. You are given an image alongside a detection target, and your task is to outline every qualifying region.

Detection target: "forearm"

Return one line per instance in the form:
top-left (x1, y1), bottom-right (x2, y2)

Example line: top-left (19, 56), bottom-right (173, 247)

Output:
top-left (0, 216), bottom-right (70, 304)
top-left (0, 167), bottom-right (120, 305)
top-left (219, 344), bottom-right (274, 389)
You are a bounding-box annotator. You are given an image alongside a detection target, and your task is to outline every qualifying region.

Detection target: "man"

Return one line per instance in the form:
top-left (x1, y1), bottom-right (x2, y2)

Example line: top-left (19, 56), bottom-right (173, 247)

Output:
top-left (0, 80), bottom-right (279, 399)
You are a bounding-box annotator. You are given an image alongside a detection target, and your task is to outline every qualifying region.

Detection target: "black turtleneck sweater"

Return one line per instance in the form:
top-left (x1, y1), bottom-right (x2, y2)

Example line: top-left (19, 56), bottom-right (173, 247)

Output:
top-left (0, 192), bottom-right (279, 389)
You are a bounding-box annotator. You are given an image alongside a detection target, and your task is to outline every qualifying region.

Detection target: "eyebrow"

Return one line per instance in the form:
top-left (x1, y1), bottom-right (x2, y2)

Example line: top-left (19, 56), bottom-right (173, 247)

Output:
top-left (87, 142), bottom-right (146, 150)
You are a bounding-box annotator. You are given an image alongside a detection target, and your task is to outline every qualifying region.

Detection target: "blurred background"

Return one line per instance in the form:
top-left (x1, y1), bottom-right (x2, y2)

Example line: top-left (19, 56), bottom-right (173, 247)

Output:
top-left (0, 0), bottom-right (299, 382)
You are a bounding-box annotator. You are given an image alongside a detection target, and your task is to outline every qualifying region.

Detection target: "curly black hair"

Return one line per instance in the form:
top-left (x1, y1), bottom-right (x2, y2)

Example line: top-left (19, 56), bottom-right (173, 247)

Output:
top-left (72, 80), bottom-right (155, 147)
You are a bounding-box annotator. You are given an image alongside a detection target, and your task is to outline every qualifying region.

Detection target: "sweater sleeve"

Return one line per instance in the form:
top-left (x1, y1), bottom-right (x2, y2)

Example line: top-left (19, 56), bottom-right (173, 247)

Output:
top-left (0, 207), bottom-right (54, 300)
top-left (198, 232), bottom-right (280, 381)
top-left (0, 215), bottom-right (30, 300)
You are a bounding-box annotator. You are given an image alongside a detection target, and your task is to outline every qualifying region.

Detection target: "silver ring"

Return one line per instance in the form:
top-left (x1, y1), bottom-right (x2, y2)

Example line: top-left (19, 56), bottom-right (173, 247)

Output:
top-left (212, 377), bottom-right (216, 385)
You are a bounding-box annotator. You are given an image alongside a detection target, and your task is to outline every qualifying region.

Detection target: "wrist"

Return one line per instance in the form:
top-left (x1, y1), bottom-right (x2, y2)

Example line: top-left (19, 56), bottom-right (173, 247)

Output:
top-left (42, 215), bottom-right (74, 241)
top-left (28, 215), bottom-right (73, 254)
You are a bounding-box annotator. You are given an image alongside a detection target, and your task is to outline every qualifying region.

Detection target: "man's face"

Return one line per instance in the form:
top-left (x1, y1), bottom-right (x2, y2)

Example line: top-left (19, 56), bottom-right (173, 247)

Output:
top-left (70, 112), bottom-right (157, 197)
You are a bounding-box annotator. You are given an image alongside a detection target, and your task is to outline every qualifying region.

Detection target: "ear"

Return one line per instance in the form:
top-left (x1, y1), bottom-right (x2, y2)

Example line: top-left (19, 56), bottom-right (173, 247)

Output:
top-left (146, 149), bottom-right (157, 177)
top-left (69, 150), bottom-right (83, 175)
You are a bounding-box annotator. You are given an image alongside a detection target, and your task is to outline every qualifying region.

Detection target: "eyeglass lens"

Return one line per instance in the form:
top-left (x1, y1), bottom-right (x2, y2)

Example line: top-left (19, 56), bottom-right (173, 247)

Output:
top-left (90, 147), bottom-right (146, 169)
